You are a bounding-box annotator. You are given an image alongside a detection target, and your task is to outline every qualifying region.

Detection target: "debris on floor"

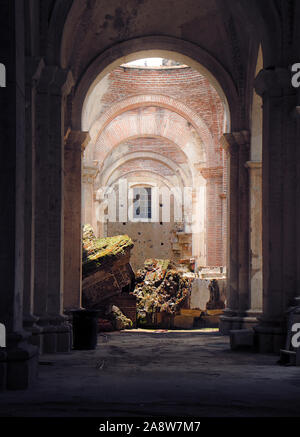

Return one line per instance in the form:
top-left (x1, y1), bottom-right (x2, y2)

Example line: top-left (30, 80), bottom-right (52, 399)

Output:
top-left (107, 305), bottom-right (133, 330)
top-left (80, 227), bottom-right (226, 332)
top-left (131, 258), bottom-right (194, 328)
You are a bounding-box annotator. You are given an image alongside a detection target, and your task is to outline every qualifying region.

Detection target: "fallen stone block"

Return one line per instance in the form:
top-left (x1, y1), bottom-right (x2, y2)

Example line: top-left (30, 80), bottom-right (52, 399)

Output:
top-left (230, 329), bottom-right (254, 350)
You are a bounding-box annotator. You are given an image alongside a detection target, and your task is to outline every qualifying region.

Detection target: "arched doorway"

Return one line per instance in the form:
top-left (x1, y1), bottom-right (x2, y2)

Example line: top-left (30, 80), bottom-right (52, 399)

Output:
top-left (64, 47), bottom-right (236, 331)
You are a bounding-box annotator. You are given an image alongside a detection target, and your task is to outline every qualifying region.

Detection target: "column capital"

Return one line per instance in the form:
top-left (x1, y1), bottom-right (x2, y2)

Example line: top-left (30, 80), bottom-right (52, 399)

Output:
top-left (254, 67), bottom-right (294, 98)
top-left (36, 65), bottom-right (57, 94)
top-left (245, 160), bottom-right (262, 170)
top-left (83, 161), bottom-right (99, 184)
top-left (220, 131), bottom-right (250, 155)
top-left (200, 166), bottom-right (223, 179)
top-left (36, 65), bottom-right (74, 96)
top-left (50, 67), bottom-right (74, 97)
top-left (65, 129), bottom-right (90, 153)
top-left (193, 161), bottom-right (206, 172)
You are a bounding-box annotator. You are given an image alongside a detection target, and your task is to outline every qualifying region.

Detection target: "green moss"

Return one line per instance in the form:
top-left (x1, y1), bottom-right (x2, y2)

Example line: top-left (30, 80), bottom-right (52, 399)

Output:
top-left (109, 305), bottom-right (133, 330)
top-left (82, 224), bottom-right (133, 276)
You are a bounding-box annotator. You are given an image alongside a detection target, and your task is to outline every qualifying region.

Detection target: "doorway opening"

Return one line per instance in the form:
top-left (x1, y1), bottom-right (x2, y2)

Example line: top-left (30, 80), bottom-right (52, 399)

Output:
top-left (81, 52), bottom-right (229, 332)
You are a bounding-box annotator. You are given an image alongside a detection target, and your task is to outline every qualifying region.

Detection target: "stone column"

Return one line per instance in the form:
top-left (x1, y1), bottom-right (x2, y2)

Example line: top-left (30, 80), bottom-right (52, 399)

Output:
top-left (34, 66), bottom-right (74, 353)
top-left (46, 68), bottom-right (74, 353)
top-left (82, 162), bottom-right (99, 233)
top-left (237, 132), bottom-right (250, 316)
top-left (254, 68), bottom-right (297, 352)
top-left (200, 167), bottom-right (223, 266)
top-left (220, 192), bottom-right (227, 268)
top-left (33, 65), bottom-right (54, 351)
top-left (295, 106), bottom-right (300, 305)
top-left (245, 161), bottom-right (262, 318)
top-left (23, 57), bottom-right (44, 349)
top-left (221, 148), bottom-right (228, 268)
top-left (219, 131), bottom-right (252, 333)
top-left (0, 0), bottom-right (38, 389)
top-left (219, 134), bottom-right (239, 332)
top-left (64, 131), bottom-right (90, 311)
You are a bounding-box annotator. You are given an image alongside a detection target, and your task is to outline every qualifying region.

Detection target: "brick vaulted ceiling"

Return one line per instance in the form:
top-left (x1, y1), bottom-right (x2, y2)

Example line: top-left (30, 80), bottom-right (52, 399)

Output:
top-left (83, 64), bottom-right (225, 174)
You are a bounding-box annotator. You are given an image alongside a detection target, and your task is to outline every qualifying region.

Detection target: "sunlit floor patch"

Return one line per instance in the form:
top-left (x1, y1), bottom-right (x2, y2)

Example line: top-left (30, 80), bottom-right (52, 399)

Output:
top-left (123, 328), bottom-right (220, 333)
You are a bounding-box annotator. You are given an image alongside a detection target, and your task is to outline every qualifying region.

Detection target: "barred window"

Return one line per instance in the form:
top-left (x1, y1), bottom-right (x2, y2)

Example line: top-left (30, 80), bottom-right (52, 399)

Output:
top-left (133, 187), bottom-right (152, 219)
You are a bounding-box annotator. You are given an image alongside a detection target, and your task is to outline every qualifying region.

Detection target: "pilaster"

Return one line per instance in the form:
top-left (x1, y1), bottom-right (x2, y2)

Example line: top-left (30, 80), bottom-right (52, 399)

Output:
top-left (200, 167), bottom-right (223, 267)
top-left (0, 0), bottom-right (38, 389)
top-left (34, 65), bottom-right (74, 353)
top-left (219, 131), bottom-right (253, 333)
top-left (82, 161), bottom-right (99, 232)
top-left (64, 130), bottom-right (90, 311)
top-left (254, 67), bottom-right (297, 352)
top-left (23, 57), bottom-right (44, 350)
top-left (245, 161), bottom-right (262, 318)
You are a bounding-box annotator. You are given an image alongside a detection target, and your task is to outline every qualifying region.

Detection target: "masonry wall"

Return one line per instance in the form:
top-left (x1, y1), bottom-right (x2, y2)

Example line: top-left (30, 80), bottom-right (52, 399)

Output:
top-left (99, 66), bottom-right (224, 154)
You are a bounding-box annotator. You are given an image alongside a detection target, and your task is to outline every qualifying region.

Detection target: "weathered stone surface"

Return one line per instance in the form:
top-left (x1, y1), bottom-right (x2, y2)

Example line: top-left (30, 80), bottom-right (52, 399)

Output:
top-left (190, 279), bottom-right (210, 310)
top-left (82, 225), bottom-right (134, 309)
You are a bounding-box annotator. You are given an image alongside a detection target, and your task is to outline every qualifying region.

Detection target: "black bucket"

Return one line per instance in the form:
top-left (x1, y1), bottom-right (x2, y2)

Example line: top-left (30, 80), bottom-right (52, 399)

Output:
top-left (71, 309), bottom-right (99, 350)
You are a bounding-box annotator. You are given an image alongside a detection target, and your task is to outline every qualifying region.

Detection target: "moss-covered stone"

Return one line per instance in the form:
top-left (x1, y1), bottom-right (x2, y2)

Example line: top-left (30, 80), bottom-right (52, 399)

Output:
top-left (109, 305), bottom-right (133, 330)
top-left (82, 224), bottom-right (134, 277)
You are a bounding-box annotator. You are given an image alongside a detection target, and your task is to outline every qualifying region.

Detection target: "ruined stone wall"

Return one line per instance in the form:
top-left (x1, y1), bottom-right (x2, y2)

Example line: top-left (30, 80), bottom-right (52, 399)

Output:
top-left (86, 64), bottom-right (226, 268)
top-left (108, 222), bottom-right (177, 272)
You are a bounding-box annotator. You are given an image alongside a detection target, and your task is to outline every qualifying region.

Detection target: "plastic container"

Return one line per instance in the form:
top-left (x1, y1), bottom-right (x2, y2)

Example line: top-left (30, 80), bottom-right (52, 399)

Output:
top-left (71, 309), bottom-right (99, 350)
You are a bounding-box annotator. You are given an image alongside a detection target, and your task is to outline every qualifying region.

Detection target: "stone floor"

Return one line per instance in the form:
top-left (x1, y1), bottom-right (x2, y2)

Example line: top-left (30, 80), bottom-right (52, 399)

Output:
top-left (0, 329), bottom-right (300, 417)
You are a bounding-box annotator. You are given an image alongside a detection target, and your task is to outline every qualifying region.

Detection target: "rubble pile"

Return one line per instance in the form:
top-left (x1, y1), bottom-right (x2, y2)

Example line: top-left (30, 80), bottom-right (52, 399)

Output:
top-left (132, 259), bottom-right (193, 326)
top-left (97, 305), bottom-right (133, 332)
top-left (109, 305), bottom-right (133, 330)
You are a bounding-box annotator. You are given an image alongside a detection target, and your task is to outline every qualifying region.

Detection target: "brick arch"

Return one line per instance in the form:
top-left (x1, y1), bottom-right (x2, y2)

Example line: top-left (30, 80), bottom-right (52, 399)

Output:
top-left (88, 106), bottom-right (215, 166)
top-left (107, 170), bottom-right (179, 191)
top-left (103, 137), bottom-right (188, 169)
top-left (90, 133), bottom-right (195, 168)
top-left (86, 94), bottom-right (215, 160)
top-left (99, 152), bottom-right (191, 188)
top-left (71, 37), bottom-right (237, 130)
